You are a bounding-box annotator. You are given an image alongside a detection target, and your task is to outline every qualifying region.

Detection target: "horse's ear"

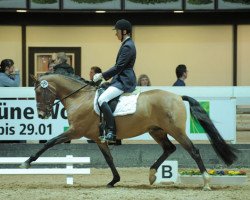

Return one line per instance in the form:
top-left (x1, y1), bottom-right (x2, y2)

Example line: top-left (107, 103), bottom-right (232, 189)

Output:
top-left (29, 74), bottom-right (39, 85)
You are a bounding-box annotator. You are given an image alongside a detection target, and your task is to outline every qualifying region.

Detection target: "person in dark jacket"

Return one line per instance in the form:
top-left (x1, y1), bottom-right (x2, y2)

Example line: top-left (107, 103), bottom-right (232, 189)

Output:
top-left (53, 52), bottom-right (74, 74)
top-left (93, 19), bottom-right (137, 143)
top-left (173, 64), bottom-right (188, 86)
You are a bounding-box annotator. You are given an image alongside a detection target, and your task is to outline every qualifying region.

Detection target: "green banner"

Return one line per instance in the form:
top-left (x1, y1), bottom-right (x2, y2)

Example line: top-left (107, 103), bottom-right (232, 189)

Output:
top-left (190, 101), bottom-right (209, 134)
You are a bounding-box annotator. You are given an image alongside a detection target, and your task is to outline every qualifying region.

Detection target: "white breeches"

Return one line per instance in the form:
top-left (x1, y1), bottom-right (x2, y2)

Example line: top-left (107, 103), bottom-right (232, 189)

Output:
top-left (98, 86), bottom-right (124, 106)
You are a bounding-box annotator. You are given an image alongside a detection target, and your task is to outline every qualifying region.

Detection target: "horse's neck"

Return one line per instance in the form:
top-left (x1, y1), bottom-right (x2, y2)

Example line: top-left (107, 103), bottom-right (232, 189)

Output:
top-left (52, 77), bottom-right (87, 100)
top-left (58, 84), bottom-right (96, 111)
top-left (48, 75), bottom-right (96, 113)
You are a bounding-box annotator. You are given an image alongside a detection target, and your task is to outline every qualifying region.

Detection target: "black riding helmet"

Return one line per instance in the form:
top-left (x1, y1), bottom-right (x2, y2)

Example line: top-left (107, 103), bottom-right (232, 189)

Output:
top-left (113, 19), bottom-right (132, 42)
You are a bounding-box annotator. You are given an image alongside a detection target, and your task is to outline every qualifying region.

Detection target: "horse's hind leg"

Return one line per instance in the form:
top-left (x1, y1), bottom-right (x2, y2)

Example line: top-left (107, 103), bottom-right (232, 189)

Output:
top-left (20, 130), bottom-right (72, 169)
top-left (148, 129), bottom-right (176, 185)
top-left (174, 132), bottom-right (211, 191)
top-left (97, 142), bottom-right (120, 188)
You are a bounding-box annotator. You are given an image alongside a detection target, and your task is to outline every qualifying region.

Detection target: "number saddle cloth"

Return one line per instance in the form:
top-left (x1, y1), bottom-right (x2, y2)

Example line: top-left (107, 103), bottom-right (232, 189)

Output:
top-left (93, 90), bottom-right (140, 116)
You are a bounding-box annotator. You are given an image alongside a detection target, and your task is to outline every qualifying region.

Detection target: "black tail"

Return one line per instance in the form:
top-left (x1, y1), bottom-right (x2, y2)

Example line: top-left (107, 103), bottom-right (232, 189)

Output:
top-left (182, 95), bottom-right (238, 166)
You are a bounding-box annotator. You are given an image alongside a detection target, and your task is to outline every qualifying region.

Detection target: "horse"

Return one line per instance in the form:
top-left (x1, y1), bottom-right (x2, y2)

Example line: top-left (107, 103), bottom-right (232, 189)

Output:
top-left (21, 73), bottom-right (238, 190)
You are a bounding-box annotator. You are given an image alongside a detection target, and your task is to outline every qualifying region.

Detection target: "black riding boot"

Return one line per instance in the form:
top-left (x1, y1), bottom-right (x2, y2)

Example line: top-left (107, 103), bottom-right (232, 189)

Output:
top-left (100, 102), bottom-right (116, 143)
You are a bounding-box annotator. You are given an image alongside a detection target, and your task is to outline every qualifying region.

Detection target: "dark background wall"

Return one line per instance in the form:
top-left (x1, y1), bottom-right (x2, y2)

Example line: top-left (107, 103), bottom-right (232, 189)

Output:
top-left (1, 11), bottom-right (250, 26)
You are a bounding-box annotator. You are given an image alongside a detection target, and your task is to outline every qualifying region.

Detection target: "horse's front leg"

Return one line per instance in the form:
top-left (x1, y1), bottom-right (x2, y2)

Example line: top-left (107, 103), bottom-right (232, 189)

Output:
top-left (20, 130), bottom-right (72, 169)
top-left (97, 142), bottom-right (120, 187)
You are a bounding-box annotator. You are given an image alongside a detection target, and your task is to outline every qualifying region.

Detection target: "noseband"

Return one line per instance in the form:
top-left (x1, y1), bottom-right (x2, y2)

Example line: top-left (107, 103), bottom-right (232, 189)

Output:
top-left (35, 80), bottom-right (57, 117)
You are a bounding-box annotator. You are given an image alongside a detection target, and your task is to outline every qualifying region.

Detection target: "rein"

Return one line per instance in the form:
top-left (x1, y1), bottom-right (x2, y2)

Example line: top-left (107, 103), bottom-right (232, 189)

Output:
top-left (52, 83), bottom-right (93, 106)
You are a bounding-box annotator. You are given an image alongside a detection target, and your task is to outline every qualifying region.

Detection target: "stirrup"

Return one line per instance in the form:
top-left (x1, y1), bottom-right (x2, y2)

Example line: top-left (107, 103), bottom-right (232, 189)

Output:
top-left (99, 133), bottom-right (116, 143)
top-left (105, 132), bottom-right (116, 143)
top-left (99, 136), bottom-right (107, 143)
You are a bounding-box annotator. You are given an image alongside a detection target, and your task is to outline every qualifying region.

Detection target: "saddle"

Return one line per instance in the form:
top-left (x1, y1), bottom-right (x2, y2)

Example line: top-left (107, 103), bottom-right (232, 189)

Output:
top-left (94, 83), bottom-right (139, 117)
top-left (97, 82), bottom-right (120, 113)
top-left (96, 83), bottom-right (139, 145)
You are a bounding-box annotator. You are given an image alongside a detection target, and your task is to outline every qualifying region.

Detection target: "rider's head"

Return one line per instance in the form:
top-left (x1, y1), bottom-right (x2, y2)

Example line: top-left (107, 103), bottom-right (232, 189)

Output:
top-left (113, 19), bottom-right (132, 42)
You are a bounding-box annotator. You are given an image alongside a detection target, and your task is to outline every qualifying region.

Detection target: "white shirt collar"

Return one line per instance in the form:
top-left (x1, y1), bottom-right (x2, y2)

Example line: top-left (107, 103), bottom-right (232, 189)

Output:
top-left (122, 36), bottom-right (130, 44)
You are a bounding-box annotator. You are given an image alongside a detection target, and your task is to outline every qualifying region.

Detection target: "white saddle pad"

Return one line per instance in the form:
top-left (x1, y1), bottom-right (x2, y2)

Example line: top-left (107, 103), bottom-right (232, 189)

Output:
top-left (94, 91), bottom-right (140, 116)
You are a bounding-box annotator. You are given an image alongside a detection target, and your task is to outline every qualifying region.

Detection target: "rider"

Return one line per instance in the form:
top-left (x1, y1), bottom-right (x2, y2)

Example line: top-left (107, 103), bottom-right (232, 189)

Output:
top-left (93, 19), bottom-right (137, 143)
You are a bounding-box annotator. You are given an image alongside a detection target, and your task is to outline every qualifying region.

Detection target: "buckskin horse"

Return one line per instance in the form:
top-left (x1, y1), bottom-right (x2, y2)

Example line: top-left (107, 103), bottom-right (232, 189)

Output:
top-left (21, 73), bottom-right (237, 190)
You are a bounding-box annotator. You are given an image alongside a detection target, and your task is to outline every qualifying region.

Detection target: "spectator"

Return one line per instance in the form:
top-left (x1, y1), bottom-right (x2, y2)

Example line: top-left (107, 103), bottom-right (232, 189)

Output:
top-left (53, 52), bottom-right (74, 144)
top-left (173, 64), bottom-right (188, 86)
top-left (87, 66), bottom-right (103, 144)
top-left (137, 74), bottom-right (151, 86)
top-left (89, 66), bottom-right (102, 81)
top-left (53, 52), bottom-right (74, 74)
top-left (0, 59), bottom-right (24, 143)
top-left (0, 59), bottom-right (20, 87)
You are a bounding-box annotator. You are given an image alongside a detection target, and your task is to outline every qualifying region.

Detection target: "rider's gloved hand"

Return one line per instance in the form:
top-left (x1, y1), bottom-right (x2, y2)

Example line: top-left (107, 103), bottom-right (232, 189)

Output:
top-left (93, 73), bottom-right (103, 82)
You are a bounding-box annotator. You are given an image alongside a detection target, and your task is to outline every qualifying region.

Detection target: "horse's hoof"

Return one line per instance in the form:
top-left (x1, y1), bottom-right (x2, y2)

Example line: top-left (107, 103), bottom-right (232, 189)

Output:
top-left (106, 184), bottom-right (114, 188)
top-left (202, 186), bottom-right (212, 191)
top-left (149, 168), bottom-right (157, 185)
top-left (19, 162), bottom-right (31, 169)
top-left (106, 177), bottom-right (120, 188)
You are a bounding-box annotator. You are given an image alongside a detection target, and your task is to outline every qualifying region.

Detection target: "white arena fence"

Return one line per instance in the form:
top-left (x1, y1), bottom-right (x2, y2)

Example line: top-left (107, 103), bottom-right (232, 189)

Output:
top-left (0, 86), bottom-right (250, 143)
top-left (0, 155), bottom-right (90, 185)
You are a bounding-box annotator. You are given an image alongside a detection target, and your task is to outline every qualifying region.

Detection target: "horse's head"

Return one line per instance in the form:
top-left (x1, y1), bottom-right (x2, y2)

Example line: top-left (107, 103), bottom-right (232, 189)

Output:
top-left (31, 74), bottom-right (56, 119)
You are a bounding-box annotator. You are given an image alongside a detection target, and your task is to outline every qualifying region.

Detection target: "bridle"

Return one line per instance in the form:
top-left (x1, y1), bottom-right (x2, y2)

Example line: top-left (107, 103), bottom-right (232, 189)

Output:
top-left (35, 79), bottom-right (92, 117)
top-left (34, 80), bottom-right (56, 118)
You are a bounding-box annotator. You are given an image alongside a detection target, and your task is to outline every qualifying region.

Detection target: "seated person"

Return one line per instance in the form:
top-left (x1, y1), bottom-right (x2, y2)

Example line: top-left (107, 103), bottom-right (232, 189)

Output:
top-left (89, 66), bottom-right (102, 81)
top-left (87, 66), bottom-right (102, 144)
top-left (0, 59), bottom-right (20, 87)
top-left (137, 74), bottom-right (151, 86)
top-left (0, 59), bottom-right (24, 143)
top-left (53, 52), bottom-right (74, 74)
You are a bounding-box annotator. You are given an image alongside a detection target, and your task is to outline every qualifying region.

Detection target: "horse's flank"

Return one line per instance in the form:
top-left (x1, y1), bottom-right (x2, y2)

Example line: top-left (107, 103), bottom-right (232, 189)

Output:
top-left (39, 73), bottom-right (186, 141)
top-left (116, 90), bottom-right (186, 139)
